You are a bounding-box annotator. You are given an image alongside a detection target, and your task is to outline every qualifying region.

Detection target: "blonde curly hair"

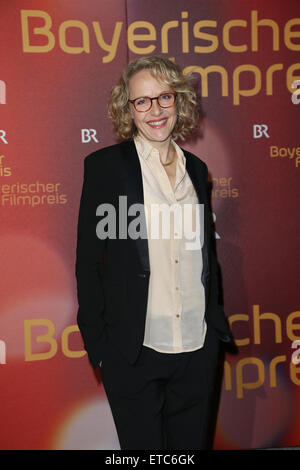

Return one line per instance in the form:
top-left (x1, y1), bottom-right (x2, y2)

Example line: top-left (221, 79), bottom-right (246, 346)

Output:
top-left (108, 56), bottom-right (200, 140)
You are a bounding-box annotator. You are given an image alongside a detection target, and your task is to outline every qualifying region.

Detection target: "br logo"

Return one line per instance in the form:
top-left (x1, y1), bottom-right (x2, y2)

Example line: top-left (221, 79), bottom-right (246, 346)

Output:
top-left (81, 129), bottom-right (99, 143)
top-left (253, 124), bottom-right (270, 139)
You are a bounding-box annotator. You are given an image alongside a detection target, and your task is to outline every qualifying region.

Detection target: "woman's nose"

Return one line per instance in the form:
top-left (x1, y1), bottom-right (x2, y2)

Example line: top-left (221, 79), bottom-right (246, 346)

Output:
top-left (150, 98), bottom-right (163, 115)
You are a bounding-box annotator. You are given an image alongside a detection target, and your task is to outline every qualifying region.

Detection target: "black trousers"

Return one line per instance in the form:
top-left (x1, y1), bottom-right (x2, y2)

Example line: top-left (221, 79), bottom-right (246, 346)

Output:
top-left (100, 326), bottom-right (220, 450)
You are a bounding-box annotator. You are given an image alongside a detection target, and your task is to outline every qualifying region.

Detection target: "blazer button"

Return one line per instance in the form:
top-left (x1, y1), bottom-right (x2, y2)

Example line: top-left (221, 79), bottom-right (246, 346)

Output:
top-left (137, 273), bottom-right (147, 278)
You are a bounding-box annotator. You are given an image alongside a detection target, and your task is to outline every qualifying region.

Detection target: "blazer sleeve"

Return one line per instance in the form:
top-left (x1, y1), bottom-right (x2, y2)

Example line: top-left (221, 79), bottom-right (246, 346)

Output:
top-left (75, 154), bottom-right (108, 368)
top-left (209, 243), bottom-right (234, 343)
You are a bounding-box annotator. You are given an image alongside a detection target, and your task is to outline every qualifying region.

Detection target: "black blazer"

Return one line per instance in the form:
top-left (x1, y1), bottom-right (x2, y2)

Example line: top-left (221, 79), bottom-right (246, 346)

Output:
top-left (76, 139), bottom-right (233, 369)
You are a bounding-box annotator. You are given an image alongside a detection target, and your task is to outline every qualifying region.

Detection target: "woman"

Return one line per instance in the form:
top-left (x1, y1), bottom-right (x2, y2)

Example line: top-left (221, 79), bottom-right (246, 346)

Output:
top-left (76, 56), bottom-right (232, 450)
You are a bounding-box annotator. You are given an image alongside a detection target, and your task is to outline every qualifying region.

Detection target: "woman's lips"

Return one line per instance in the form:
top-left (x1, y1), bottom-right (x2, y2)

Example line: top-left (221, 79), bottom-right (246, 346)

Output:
top-left (147, 118), bottom-right (168, 129)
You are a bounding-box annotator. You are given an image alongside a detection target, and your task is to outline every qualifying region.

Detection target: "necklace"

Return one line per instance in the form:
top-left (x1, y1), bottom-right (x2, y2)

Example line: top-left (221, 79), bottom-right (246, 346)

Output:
top-left (161, 149), bottom-right (176, 166)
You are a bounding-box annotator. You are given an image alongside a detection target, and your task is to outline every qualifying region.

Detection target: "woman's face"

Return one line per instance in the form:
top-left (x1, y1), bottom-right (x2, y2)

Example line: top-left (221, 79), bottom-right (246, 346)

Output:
top-left (128, 69), bottom-right (177, 148)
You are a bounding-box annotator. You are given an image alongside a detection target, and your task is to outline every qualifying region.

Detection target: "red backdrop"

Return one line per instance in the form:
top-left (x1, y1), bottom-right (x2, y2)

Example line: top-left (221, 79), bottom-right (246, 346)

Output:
top-left (0, 0), bottom-right (299, 450)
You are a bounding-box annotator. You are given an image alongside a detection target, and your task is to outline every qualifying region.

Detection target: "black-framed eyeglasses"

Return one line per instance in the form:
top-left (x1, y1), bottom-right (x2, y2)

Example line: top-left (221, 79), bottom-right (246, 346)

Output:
top-left (129, 92), bottom-right (177, 112)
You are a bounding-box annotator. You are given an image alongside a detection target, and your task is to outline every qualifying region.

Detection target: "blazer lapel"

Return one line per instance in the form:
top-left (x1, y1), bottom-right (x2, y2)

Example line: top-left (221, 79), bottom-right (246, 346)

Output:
top-left (185, 151), bottom-right (210, 295)
top-left (121, 140), bottom-right (150, 273)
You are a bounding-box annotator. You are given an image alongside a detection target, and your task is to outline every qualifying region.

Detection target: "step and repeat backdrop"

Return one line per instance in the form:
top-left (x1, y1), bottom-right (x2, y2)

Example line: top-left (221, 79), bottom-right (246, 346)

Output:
top-left (0, 0), bottom-right (299, 450)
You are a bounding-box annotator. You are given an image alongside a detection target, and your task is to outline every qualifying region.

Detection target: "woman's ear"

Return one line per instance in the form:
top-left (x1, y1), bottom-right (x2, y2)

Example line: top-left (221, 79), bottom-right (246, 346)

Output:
top-left (129, 104), bottom-right (135, 120)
